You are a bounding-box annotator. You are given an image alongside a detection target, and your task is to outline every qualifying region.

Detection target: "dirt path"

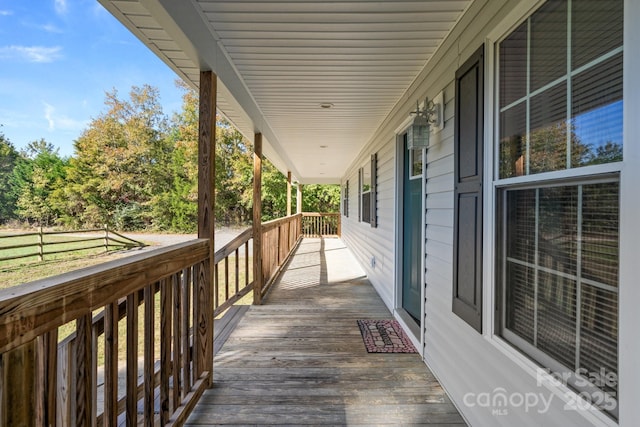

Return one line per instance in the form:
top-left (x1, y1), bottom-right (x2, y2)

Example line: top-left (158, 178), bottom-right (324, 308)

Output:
top-left (122, 227), bottom-right (249, 251)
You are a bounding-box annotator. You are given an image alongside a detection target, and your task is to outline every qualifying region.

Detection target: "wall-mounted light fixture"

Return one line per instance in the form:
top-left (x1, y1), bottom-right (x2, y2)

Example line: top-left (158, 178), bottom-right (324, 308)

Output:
top-left (407, 92), bottom-right (443, 150)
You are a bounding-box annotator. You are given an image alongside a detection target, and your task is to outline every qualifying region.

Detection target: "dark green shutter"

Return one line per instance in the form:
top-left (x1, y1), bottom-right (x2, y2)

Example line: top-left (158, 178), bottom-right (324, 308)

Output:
top-left (344, 180), bottom-right (349, 217)
top-left (358, 169), bottom-right (362, 222)
top-left (370, 153), bottom-right (377, 228)
top-left (452, 45), bottom-right (484, 333)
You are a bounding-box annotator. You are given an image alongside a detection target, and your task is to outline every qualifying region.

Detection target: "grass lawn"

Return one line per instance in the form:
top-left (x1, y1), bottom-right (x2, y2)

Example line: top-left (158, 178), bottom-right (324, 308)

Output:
top-left (0, 232), bottom-right (149, 289)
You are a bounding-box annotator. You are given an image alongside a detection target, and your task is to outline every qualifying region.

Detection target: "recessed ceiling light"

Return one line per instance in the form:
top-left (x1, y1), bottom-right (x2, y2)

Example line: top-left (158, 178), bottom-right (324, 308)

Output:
top-left (320, 145), bottom-right (328, 148)
top-left (319, 103), bottom-right (334, 109)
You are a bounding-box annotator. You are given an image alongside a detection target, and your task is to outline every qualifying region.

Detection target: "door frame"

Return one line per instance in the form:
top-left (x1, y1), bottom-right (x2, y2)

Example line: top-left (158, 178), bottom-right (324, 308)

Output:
top-left (393, 128), bottom-right (426, 356)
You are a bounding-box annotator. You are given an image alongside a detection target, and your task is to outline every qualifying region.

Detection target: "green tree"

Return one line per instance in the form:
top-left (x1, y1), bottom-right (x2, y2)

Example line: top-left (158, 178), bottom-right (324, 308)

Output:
top-left (110, 80), bottom-right (340, 231)
top-left (216, 121), bottom-right (254, 225)
top-left (12, 139), bottom-right (67, 226)
top-left (150, 81), bottom-right (199, 232)
top-left (157, 81), bottom-right (264, 229)
top-left (0, 131), bottom-right (20, 223)
top-left (60, 85), bottom-right (172, 230)
top-left (301, 184), bottom-right (341, 213)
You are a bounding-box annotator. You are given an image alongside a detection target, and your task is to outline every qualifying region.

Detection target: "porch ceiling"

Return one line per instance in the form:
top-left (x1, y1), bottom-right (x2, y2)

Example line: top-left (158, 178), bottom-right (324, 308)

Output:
top-left (100, 0), bottom-right (471, 184)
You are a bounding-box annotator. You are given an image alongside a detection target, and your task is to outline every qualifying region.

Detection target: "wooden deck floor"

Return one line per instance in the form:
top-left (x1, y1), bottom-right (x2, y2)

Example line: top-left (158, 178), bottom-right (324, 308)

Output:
top-left (186, 238), bottom-right (466, 426)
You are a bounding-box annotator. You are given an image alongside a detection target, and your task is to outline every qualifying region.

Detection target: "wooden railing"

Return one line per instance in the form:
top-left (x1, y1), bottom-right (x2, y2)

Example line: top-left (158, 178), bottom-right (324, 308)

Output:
top-left (260, 213), bottom-right (302, 297)
top-left (213, 228), bottom-right (253, 317)
top-left (0, 214), bottom-right (308, 426)
top-left (0, 239), bottom-right (213, 426)
top-left (301, 212), bottom-right (341, 237)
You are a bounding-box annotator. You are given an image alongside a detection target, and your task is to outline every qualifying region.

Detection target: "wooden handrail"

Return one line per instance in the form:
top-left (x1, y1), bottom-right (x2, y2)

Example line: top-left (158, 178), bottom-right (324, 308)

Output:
top-left (300, 212), bottom-right (340, 217)
top-left (261, 212), bottom-right (302, 232)
top-left (214, 228), bottom-right (253, 263)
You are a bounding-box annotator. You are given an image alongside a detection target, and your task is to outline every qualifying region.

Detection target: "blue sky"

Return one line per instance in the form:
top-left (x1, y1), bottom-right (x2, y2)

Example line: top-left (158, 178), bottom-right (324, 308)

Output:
top-left (0, 0), bottom-right (183, 157)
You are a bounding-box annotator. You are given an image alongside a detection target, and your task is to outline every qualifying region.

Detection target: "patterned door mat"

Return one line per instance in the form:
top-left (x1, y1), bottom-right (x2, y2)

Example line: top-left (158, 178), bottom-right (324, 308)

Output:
top-left (357, 319), bottom-right (417, 353)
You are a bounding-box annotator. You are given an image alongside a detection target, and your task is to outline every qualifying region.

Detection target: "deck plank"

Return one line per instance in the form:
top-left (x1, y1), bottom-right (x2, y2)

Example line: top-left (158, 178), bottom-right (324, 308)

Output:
top-left (186, 238), bottom-right (466, 426)
top-left (213, 305), bottom-right (250, 356)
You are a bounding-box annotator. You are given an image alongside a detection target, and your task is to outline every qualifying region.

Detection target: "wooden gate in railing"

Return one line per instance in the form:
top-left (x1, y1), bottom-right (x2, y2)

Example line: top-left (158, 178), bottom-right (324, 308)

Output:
top-left (301, 212), bottom-right (341, 237)
top-left (0, 213), bottom-right (310, 425)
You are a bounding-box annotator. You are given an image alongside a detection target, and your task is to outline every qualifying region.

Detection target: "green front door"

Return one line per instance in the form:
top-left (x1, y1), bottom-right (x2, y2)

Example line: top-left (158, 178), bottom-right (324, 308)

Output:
top-left (402, 136), bottom-right (422, 323)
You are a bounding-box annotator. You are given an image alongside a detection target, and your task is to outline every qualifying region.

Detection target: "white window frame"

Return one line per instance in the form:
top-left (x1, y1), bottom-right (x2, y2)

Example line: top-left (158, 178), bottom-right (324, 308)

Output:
top-left (482, 1), bottom-right (631, 425)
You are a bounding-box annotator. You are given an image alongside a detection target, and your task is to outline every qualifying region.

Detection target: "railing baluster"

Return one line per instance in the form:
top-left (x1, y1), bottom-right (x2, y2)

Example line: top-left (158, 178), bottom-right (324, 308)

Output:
top-left (244, 241), bottom-right (249, 287)
top-left (76, 314), bottom-right (92, 427)
top-left (277, 225), bottom-right (282, 265)
top-left (235, 248), bottom-right (240, 294)
top-left (2, 341), bottom-right (36, 425)
top-left (57, 340), bottom-right (72, 426)
top-left (104, 302), bottom-right (118, 427)
top-left (36, 329), bottom-right (58, 426)
top-left (126, 291), bottom-right (139, 427)
top-left (92, 317), bottom-right (98, 423)
top-left (192, 263), bottom-right (200, 381)
top-left (224, 257), bottom-right (230, 302)
top-left (172, 273), bottom-right (182, 411)
top-left (214, 263), bottom-right (219, 310)
top-left (182, 268), bottom-right (191, 395)
top-left (143, 284), bottom-right (154, 427)
top-left (160, 278), bottom-right (171, 425)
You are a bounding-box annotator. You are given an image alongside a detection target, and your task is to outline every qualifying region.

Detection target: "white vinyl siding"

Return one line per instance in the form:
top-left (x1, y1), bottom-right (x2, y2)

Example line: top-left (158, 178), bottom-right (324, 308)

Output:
top-left (342, 136), bottom-right (396, 309)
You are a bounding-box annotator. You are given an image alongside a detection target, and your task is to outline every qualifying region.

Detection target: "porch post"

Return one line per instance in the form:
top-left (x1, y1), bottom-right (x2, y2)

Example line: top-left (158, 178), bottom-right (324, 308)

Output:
top-left (296, 184), bottom-right (303, 214)
top-left (197, 70), bottom-right (216, 386)
top-left (253, 133), bottom-right (264, 305)
top-left (286, 171), bottom-right (292, 216)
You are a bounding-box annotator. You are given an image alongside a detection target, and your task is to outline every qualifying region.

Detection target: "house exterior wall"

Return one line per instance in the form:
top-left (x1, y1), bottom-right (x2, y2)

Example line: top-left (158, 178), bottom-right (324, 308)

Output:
top-left (341, 135), bottom-right (396, 309)
top-left (341, 0), bottom-right (638, 425)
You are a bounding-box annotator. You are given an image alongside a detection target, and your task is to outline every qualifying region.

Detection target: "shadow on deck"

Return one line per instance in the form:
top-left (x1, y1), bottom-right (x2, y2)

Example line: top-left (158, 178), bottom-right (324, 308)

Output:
top-left (186, 237), bottom-right (466, 426)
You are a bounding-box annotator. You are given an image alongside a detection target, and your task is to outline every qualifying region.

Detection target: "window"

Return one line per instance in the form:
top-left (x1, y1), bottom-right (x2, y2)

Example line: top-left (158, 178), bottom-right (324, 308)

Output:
top-left (358, 154), bottom-right (378, 227)
top-left (497, 0), bottom-right (622, 416)
top-left (499, 0), bottom-right (623, 178)
top-left (361, 165), bottom-right (371, 224)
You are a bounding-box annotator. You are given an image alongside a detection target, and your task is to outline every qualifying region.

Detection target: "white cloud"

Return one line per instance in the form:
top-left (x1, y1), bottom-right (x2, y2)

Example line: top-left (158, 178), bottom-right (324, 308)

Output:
top-left (0, 10), bottom-right (13, 16)
top-left (0, 45), bottom-right (63, 63)
top-left (44, 103), bottom-right (56, 131)
top-left (42, 102), bottom-right (88, 132)
top-left (41, 23), bottom-right (64, 34)
top-left (54, 0), bottom-right (68, 15)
